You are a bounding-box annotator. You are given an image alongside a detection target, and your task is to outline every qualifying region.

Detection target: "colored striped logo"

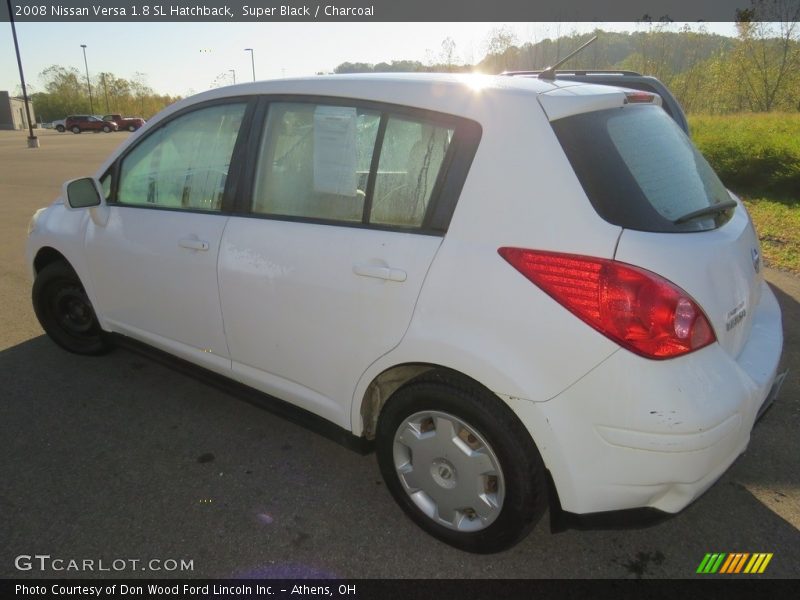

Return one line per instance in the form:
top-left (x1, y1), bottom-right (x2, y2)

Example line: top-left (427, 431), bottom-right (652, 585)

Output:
top-left (696, 553), bottom-right (773, 574)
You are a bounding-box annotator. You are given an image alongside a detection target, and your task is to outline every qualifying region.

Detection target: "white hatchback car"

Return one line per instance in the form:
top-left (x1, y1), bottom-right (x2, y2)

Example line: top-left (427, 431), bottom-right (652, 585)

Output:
top-left (26, 74), bottom-right (784, 553)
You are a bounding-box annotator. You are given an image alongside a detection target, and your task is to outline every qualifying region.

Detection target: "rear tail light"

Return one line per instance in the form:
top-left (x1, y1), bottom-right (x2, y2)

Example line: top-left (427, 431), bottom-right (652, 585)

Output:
top-left (498, 248), bottom-right (715, 359)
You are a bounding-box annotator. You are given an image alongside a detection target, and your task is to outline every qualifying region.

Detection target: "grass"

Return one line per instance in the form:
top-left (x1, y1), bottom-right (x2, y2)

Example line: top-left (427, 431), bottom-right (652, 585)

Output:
top-left (742, 196), bottom-right (800, 274)
top-left (687, 113), bottom-right (799, 273)
top-left (689, 113), bottom-right (800, 197)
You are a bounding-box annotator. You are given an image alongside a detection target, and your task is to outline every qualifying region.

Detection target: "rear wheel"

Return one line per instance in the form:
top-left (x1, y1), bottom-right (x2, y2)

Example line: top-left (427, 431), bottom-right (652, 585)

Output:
top-left (102, 125), bottom-right (112, 133)
top-left (376, 372), bottom-right (548, 553)
top-left (71, 126), bottom-right (80, 134)
top-left (56, 125), bottom-right (65, 132)
top-left (32, 261), bottom-right (113, 355)
top-left (128, 124), bottom-right (136, 132)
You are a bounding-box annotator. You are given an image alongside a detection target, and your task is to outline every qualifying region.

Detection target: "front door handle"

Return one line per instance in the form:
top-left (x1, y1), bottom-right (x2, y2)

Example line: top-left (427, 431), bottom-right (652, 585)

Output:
top-left (178, 238), bottom-right (209, 251)
top-left (353, 264), bottom-right (407, 282)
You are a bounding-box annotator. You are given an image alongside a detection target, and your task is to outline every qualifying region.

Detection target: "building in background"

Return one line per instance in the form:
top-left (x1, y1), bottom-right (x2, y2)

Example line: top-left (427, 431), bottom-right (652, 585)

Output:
top-left (0, 91), bottom-right (36, 130)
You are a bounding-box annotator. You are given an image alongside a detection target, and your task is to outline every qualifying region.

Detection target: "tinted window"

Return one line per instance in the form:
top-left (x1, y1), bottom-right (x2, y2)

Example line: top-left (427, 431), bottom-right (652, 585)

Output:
top-left (253, 102), bottom-right (380, 222)
top-left (117, 103), bottom-right (245, 211)
top-left (252, 102), bottom-right (454, 229)
top-left (371, 116), bottom-right (453, 227)
top-left (551, 105), bottom-right (732, 232)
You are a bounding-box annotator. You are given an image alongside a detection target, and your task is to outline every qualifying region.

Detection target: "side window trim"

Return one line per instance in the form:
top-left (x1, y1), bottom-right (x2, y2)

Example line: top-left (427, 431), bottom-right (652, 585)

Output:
top-left (105, 96), bottom-right (258, 215)
top-left (361, 113), bottom-right (388, 225)
top-left (231, 96), bottom-right (270, 215)
top-left (242, 94), bottom-right (482, 235)
top-left (427, 119), bottom-right (482, 232)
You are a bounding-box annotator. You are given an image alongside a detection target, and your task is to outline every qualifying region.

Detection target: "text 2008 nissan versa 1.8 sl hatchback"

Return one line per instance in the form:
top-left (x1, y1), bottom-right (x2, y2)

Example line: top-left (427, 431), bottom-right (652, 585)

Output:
top-left (26, 74), bottom-right (785, 553)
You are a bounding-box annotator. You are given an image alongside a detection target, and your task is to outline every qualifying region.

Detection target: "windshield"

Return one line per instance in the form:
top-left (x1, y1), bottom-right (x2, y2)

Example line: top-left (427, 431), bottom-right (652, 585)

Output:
top-left (551, 104), bottom-right (733, 232)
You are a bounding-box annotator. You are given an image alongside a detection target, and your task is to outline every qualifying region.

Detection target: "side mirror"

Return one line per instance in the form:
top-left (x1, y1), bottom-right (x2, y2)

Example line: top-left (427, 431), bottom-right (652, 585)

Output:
top-left (62, 177), bottom-right (109, 227)
top-left (64, 177), bottom-right (102, 209)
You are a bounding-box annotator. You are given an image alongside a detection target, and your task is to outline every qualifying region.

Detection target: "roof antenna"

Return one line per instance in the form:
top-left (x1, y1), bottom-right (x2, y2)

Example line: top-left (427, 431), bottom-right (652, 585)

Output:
top-left (538, 35), bottom-right (598, 80)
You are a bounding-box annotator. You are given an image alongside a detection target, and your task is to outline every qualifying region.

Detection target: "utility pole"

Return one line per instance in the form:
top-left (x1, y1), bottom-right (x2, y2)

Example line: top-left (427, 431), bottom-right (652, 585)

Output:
top-left (80, 44), bottom-right (94, 114)
top-left (101, 73), bottom-right (109, 113)
top-left (245, 48), bottom-right (256, 81)
top-left (6, 0), bottom-right (38, 147)
top-left (229, 69), bottom-right (236, 85)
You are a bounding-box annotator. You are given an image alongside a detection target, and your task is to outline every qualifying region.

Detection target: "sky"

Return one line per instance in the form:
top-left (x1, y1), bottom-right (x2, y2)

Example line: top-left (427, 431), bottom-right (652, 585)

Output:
top-left (1, 21), bottom-right (739, 100)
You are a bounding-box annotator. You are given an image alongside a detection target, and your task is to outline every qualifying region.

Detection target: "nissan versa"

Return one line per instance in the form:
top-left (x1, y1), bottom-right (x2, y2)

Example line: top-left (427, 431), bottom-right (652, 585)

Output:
top-left (25, 74), bottom-right (785, 552)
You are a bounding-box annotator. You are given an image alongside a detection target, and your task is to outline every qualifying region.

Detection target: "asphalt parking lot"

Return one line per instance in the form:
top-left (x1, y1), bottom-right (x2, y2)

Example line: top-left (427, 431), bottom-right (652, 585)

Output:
top-left (0, 129), bottom-right (798, 579)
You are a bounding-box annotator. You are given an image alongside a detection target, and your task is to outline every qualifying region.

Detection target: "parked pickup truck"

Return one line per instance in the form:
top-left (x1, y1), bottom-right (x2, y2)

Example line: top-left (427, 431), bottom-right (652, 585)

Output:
top-left (102, 114), bottom-right (146, 132)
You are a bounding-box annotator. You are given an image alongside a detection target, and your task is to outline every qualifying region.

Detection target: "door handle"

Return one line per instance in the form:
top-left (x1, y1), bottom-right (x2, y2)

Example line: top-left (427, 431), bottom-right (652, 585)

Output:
top-left (178, 238), bottom-right (209, 251)
top-left (353, 264), bottom-right (407, 282)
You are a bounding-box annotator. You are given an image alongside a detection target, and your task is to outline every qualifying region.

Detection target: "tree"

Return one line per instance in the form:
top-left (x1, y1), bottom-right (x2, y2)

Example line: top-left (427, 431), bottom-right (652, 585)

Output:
top-left (481, 26), bottom-right (520, 72)
top-left (32, 65), bottom-right (178, 121)
top-left (484, 26), bottom-right (518, 56)
top-left (735, 0), bottom-right (800, 111)
top-left (440, 37), bottom-right (458, 71)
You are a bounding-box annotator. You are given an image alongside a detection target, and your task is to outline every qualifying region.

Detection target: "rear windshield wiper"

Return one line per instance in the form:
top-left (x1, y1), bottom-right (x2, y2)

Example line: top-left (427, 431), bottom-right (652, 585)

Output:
top-left (673, 200), bottom-right (737, 224)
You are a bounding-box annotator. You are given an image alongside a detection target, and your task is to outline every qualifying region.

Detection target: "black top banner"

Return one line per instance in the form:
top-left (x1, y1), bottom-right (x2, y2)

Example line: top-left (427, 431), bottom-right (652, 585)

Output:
top-left (0, 0), bottom-right (767, 23)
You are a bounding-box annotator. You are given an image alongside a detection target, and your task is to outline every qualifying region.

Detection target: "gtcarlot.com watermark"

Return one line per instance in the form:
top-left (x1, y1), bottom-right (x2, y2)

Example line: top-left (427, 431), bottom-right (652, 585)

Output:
top-left (14, 554), bottom-right (194, 573)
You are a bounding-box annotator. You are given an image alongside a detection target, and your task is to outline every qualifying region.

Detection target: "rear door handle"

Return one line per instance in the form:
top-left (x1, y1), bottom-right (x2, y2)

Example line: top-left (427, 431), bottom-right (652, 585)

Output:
top-left (353, 264), bottom-right (407, 282)
top-left (178, 238), bottom-right (209, 251)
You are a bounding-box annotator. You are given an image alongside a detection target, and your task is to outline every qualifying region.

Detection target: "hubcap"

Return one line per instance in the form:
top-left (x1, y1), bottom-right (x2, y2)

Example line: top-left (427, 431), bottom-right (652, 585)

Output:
top-left (393, 411), bottom-right (505, 532)
top-left (52, 285), bottom-right (95, 335)
top-left (430, 458), bottom-right (457, 489)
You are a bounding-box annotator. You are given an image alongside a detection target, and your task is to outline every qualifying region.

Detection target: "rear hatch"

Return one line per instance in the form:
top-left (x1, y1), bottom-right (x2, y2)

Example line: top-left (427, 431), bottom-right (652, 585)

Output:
top-left (542, 90), bottom-right (762, 358)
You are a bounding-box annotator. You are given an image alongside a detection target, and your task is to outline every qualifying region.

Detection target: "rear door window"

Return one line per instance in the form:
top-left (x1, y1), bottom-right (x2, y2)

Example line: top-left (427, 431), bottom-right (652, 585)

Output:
top-left (251, 101), bottom-right (458, 230)
top-left (551, 105), bottom-right (732, 232)
top-left (252, 102), bottom-right (380, 222)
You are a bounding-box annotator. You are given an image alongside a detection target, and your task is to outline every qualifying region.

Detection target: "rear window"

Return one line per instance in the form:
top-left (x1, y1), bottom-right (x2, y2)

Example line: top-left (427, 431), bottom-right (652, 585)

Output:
top-left (551, 105), bottom-right (733, 232)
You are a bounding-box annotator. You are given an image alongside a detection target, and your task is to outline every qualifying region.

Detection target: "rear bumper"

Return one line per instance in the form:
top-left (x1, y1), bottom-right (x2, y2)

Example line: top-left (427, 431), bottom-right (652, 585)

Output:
top-left (508, 280), bottom-right (784, 516)
top-left (756, 368), bottom-right (787, 423)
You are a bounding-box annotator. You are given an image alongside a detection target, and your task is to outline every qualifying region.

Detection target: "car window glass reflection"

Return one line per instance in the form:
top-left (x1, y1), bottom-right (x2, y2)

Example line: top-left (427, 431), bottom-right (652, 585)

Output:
top-left (117, 103), bottom-right (246, 211)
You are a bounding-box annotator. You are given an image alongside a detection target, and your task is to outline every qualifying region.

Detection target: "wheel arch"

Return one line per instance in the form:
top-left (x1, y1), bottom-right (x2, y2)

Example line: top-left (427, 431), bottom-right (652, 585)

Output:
top-left (356, 360), bottom-right (573, 524)
top-left (33, 246), bottom-right (71, 275)
top-left (359, 362), bottom-right (539, 448)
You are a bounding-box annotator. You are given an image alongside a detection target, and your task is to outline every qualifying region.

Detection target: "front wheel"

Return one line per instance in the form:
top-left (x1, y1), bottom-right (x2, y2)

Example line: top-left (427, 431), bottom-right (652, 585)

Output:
top-left (56, 125), bottom-right (65, 132)
top-left (32, 261), bottom-right (113, 355)
top-left (102, 125), bottom-right (111, 133)
top-left (71, 126), bottom-right (80, 134)
top-left (376, 372), bottom-right (548, 553)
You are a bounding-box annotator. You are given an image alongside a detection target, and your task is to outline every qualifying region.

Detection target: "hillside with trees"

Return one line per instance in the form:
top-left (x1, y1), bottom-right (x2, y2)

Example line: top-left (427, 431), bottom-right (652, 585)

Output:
top-left (333, 21), bottom-right (799, 115)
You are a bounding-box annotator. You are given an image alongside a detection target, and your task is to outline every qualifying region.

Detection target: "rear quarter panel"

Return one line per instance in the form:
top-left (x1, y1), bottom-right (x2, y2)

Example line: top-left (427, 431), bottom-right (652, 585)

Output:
top-left (351, 92), bottom-right (624, 433)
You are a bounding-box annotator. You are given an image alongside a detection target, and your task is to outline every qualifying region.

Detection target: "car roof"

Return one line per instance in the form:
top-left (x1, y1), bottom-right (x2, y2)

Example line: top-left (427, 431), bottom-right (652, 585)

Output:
top-left (157, 72), bottom-right (632, 125)
top-left (205, 72), bottom-right (575, 97)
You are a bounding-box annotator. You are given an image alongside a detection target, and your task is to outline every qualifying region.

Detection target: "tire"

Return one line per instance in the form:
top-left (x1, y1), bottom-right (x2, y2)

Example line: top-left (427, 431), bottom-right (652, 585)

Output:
top-left (128, 124), bottom-right (136, 132)
top-left (102, 125), bottom-right (111, 133)
top-left (71, 126), bottom-right (80, 134)
top-left (376, 372), bottom-right (548, 553)
top-left (32, 261), bottom-right (113, 355)
top-left (56, 125), bottom-right (65, 132)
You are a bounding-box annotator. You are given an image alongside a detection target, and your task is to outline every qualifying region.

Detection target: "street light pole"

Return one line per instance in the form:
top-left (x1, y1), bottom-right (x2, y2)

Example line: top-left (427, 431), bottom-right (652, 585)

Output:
top-left (80, 44), bottom-right (94, 114)
top-left (6, 0), bottom-right (38, 147)
top-left (229, 69), bottom-right (236, 85)
top-left (101, 73), bottom-right (109, 113)
top-left (245, 48), bottom-right (255, 82)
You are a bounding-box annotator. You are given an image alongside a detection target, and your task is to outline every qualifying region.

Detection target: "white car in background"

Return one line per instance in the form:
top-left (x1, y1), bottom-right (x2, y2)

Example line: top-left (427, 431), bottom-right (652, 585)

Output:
top-left (25, 74), bottom-right (785, 552)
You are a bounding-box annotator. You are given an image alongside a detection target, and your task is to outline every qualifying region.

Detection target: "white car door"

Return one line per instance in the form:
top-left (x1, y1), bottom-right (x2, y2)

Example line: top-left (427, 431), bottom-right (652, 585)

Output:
top-left (218, 100), bottom-right (476, 428)
top-left (84, 101), bottom-right (249, 372)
